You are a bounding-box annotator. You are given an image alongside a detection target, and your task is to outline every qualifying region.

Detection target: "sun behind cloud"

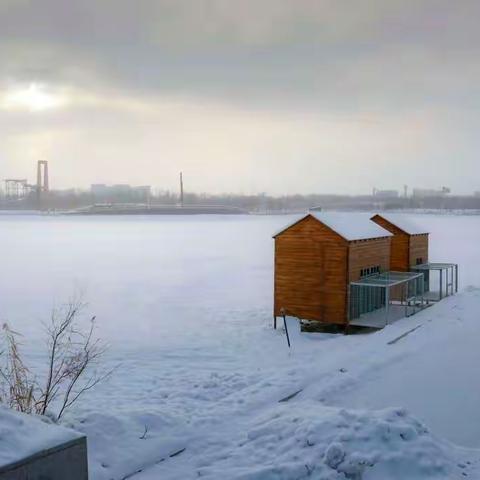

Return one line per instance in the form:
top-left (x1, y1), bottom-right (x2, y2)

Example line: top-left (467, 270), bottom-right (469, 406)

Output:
top-left (2, 83), bottom-right (67, 112)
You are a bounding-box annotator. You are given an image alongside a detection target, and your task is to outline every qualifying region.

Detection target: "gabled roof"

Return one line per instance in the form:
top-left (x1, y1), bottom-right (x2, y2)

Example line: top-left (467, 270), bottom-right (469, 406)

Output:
top-left (372, 213), bottom-right (429, 235)
top-left (273, 212), bottom-right (392, 241)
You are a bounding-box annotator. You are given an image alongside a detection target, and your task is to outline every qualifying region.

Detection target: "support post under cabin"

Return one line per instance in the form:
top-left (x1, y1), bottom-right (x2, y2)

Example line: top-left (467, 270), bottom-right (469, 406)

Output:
top-left (282, 314), bottom-right (291, 348)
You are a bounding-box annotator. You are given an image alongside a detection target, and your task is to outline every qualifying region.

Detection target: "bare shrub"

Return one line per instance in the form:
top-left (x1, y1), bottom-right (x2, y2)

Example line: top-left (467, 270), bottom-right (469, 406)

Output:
top-left (0, 296), bottom-right (112, 421)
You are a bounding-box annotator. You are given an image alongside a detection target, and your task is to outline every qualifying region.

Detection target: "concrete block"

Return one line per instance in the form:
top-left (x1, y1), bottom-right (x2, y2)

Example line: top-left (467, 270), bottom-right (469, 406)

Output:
top-left (0, 436), bottom-right (88, 480)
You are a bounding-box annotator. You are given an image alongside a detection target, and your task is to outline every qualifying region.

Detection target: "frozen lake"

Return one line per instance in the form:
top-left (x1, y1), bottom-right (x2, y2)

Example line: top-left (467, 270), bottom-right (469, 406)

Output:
top-left (1, 212), bottom-right (479, 348)
top-left (0, 214), bottom-right (283, 346)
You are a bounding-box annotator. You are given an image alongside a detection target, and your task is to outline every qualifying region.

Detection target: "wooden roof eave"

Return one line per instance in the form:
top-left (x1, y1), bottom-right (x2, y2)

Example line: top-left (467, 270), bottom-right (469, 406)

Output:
top-left (273, 214), bottom-right (391, 243)
top-left (272, 214), bottom-right (349, 243)
top-left (371, 214), bottom-right (429, 236)
top-left (347, 235), bottom-right (392, 244)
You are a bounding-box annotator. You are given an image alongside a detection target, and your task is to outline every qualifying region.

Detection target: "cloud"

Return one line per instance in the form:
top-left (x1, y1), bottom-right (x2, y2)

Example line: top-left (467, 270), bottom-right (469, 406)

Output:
top-left (1, 0), bottom-right (479, 107)
top-left (0, 0), bottom-right (479, 194)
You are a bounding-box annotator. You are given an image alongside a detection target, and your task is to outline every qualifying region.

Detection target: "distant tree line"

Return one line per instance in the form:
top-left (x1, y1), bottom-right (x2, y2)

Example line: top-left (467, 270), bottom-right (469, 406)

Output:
top-left (1, 188), bottom-right (480, 212)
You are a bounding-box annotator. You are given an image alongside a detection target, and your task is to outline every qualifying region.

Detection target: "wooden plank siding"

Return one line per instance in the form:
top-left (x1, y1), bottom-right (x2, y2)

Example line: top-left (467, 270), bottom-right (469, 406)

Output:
top-left (274, 216), bottom-right (391, 325)
top-left (348, 238), bottom-right (391, 282)
top-left (409, 234), bottom-right (429, 267)
top-left (348, 237), bottom-right (394, 304)
top-left (274, 213), bottom-right (430, 327)
top-left (371, 214), bottom-right (429, 270)
top-left (370, 214), bottom-right (409, 271)
top-left (274, 216), bottom-right (349, 324)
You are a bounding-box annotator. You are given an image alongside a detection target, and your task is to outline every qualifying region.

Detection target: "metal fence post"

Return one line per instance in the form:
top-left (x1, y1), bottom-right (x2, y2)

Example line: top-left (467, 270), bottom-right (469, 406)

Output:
top-left (439, 268), bottom-right (443, 300)
top-left (455, 264), bottom-right (458, 293)
top-left (385, 286), bottom-right (390, 326)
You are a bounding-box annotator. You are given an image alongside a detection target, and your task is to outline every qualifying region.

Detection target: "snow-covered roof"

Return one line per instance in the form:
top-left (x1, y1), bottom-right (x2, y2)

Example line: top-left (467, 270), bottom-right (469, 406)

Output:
top-left (274, 212), bottom-right (392, 241)
top-left (0, 406), bottom-right (84, 468)
top-left (372, 214), bottom-right (429, 235)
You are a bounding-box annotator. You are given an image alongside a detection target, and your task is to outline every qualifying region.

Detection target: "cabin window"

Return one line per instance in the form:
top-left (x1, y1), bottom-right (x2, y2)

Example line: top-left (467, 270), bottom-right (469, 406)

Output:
top-left (416, 258), bottom-right (423, 265)
top-left (360, 265), bottom-right (380, 278)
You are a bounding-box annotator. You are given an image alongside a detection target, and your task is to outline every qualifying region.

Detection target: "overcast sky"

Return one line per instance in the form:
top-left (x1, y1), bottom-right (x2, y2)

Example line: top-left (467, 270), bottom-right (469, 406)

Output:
top-left (0, 0), bottom-right (478, 195)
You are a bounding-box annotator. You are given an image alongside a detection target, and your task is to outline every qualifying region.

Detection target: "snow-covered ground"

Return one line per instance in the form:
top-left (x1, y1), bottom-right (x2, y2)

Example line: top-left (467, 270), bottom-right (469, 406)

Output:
top-left (1, 213), bottom-right (480, 479)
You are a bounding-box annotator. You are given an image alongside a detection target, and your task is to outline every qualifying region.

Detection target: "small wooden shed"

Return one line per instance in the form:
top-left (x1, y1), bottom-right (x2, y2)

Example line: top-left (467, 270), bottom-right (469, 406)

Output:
top-left (370, 214), bottom-right (429, 271)
top-left (273, 213), bottom-right (392, 326)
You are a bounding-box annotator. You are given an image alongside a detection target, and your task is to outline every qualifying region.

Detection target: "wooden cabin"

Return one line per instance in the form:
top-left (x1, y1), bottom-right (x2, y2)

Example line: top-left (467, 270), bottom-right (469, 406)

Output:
top-left (370, 214), bottom-right (429, 271)
top-left (273, 213), bottom-right (392, 326)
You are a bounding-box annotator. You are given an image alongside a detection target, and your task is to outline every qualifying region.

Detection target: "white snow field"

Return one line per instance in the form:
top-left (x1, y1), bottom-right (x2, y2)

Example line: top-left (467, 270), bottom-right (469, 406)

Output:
top-left (1, 213), bottom-right (480, 479)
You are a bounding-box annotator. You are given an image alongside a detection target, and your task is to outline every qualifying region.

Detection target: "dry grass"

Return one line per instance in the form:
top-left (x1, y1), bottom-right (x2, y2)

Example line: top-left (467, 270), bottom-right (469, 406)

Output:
top-left (0, 296), bottom-right (112, 421)
top-left (0, 324), bottom-right (36, 413)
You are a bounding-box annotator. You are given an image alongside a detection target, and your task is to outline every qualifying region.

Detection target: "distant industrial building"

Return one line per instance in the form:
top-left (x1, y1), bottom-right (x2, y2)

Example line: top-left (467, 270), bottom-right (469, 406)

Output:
top-left (90, 184), bottom-right (151, 202)
top-left (372, 189), bottom-right (399, 199)
top-left (133, 185), bottom-right (152, 198)
top-left (91, 184), bottom-right (109, 197)
top-left (3, 160), bottom-right (49, 209)
top-left (412, 187), bottom-right (450, 198)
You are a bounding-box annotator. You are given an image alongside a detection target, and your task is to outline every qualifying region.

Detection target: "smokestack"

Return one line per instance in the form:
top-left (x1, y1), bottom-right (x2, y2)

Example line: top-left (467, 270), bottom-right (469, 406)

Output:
top-left (36, 160), bottom-right (49, 208)
top-left (37, 161), bottom-right (49, 192)
top-left (44, 161), bottom-right (49, 192)
top-left (37, 161), bottom-right (42, 191)
top-left (180, 172), bottom-right (184, 207)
